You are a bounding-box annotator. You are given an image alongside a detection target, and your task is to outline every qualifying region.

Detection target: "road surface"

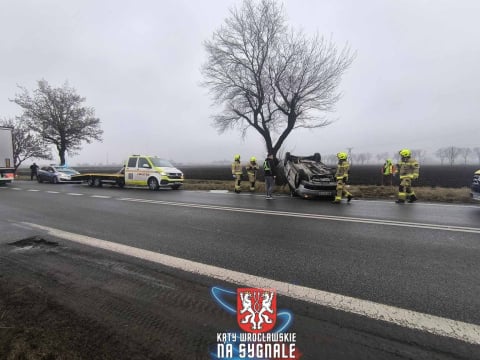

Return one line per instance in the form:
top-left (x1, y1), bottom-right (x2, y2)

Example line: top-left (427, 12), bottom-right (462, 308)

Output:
top-left (1, 181), bottom-right (479, 359)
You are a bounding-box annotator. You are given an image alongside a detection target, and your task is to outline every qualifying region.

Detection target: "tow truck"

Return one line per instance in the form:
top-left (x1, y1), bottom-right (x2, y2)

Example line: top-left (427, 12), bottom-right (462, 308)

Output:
top-left (72, 155), bottom-right (184, 190)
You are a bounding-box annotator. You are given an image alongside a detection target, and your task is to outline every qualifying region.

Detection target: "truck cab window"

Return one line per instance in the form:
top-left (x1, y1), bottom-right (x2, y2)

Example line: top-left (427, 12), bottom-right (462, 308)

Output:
top-left (138, 158), bottom-right (151, 168)
top-left (127, 157), bottom-right (138, 168)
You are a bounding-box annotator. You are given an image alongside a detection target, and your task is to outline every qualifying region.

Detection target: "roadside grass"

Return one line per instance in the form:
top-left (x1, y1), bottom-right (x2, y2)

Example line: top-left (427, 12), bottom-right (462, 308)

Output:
top-left (182, 180), bottom-right (473, 204)
top-left (13, 176), bottom-right (474, 203)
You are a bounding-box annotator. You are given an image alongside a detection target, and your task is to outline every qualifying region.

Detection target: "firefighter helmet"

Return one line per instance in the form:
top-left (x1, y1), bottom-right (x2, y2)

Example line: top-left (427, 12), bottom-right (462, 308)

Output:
top-left (337, 152), bottom-right (348, 160)
top-left (234, 154), bottom-right (240, 161)
top-left (250, 156), bottom-right (256, 162)
top-left (399, 149), bottom-right (411, 158)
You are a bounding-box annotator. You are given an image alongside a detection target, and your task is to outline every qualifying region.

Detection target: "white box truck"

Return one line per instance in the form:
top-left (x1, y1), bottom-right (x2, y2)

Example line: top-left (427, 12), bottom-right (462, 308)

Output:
top-left (0, 126), bottom-right (15, 185)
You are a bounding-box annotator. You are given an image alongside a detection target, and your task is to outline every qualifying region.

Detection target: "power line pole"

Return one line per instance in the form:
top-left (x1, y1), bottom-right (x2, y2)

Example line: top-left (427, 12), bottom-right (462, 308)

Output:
top-left (347, 147), bottom-right (353, 165)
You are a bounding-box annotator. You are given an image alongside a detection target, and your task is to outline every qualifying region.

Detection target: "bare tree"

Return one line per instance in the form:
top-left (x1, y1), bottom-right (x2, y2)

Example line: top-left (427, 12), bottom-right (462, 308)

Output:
top-left (201, 0), bottom-right (354, 159)
top-left (376, 152), bottom-right (389, 162)
top-left (0, 117), bottom-right (52, 171)
top-left (353, 152), bottom-right (371, 165)
top-left (392, 151), bottom-right (401, 163)
top-left (435, 148), bottom-right (447, 165)
top-left (473, 147), bottom-right (480, 165)
top-left (458, 147), bottom-right (472, 165)
top-left (411, 149), bottom-right (427, 163)
top-left (436, 146), bottom-right (461, 166)
top-left (11, 80), bottom-right (103, 165)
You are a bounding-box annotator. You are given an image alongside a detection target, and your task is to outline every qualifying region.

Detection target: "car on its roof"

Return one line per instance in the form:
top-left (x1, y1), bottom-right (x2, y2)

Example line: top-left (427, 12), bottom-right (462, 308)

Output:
top-left (282, 152), bottom-right (337, 198)
top-left (471, 169), bottom-right (480, 202)
top-left (37, 165), bottom-right (81, 184)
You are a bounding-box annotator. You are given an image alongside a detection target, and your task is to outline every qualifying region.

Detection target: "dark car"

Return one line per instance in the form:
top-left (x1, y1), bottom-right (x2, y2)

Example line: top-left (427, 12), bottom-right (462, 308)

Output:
top-left (37, 165), bottom-right (81, 184)
top-left (282, 152), bottom-right (337, 198)
top-left (471, 169), bottom-right (480, 202)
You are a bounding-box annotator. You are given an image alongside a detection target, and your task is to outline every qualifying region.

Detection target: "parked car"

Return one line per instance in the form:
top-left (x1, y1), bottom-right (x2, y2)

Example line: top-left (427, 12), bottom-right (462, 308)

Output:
top-left (37, 165), bottom-right (81, 184)
top-left (471, 169), bottom-right (480, 201)
top-left (283, 152), bottom-right (337, 198)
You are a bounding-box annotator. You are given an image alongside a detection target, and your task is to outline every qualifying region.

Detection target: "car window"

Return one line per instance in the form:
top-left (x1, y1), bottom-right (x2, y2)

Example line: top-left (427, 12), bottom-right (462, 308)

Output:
top-left (138, 157), bottom-right (151, 168)
top-left (127, 157), bottom-right (138, 167)
top-left (149, 158), bottom-right (174, 167)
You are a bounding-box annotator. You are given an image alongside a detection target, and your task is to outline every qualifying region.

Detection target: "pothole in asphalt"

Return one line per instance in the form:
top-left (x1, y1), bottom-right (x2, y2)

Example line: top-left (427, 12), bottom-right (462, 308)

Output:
top-left (9, 236), bottom-right (59, 248)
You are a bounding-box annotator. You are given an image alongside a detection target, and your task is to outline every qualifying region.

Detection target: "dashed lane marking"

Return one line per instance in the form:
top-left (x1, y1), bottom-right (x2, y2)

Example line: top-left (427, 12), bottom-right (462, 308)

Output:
top-left (90, 195), bottom-right (112, 199)
top-left (8, 187), bottom-right (480, 234)
top-left (20, 222), bottom-right (480, 345)
top-left (115, 198), bottom-right (480, 234)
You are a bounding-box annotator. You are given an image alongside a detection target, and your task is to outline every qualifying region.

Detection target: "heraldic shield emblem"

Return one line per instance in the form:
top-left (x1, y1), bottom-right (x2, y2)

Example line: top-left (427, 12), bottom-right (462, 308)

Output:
top-left (237, 288), bottom-right (277, 333)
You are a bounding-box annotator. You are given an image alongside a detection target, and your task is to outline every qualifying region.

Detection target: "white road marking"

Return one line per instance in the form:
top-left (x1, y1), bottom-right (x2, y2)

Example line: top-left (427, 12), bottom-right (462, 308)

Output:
top-left (46, 191), bottom-right (60, 194)
top-left (27, 189), bottom-right (40, 192)
top-left (114, 197), bottom-right (480, 234)
top-left (20, 221), bottom-right (480, 345)
top-left (11, 188), bottom-right (22, 190)
top-left (66, 193), bottom-right (83, 196)
top-left (90, 195), bottom-right (111, 199)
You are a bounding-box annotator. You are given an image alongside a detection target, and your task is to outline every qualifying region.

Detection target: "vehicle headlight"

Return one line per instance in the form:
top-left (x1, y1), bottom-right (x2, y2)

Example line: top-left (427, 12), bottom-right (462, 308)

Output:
top-left (160, 172), bottom-right (167, 176)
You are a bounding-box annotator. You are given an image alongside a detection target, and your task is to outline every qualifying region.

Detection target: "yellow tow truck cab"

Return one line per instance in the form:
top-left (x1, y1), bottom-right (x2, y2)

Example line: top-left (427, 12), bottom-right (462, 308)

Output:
top-left (124, 155), bottom-right (184, 190)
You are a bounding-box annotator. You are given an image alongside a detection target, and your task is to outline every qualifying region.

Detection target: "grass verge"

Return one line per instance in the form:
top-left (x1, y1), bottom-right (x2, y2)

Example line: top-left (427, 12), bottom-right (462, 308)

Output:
top-left (182, 180), bottom-right (474, 204)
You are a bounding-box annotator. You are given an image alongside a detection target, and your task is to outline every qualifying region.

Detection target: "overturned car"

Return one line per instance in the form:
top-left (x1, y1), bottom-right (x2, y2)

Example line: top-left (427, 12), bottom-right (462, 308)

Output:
top-left (471, 169), bottom-right (480, 202)
top-left (283, 152), bottom-right (337, 198)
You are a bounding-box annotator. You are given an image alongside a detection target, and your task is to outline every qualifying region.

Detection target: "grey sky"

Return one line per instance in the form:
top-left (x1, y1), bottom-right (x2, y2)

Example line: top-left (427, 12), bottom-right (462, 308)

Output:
top-left (1, 0), bottom-right (479, 165)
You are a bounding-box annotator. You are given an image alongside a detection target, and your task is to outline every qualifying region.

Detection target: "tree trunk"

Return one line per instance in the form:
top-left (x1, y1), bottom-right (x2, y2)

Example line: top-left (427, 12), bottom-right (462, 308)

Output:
top-left (59, 149), bottom-right (66, 166)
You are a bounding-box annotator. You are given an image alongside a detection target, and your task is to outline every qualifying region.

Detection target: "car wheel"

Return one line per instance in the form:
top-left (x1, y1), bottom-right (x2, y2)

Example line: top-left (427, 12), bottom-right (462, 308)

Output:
top-left (117, 178), bottom-right (125, 188)
top-left (87, 177), bottom-right (95, 187)
top-left (52, 176), bottom-right (58, 184)
top-left (94, 178), bottom-right (102, 187)
top-left (37, 177), bottom-right (43, 183)
top-left (148, 177), bottom-right (159, 191)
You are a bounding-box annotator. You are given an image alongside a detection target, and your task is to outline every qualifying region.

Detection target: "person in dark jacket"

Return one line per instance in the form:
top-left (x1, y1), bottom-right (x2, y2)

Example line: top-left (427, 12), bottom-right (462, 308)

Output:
top-left (30, 163), bottom-right (39, 180)
top-left (263, 154), bottom-right (276, 199)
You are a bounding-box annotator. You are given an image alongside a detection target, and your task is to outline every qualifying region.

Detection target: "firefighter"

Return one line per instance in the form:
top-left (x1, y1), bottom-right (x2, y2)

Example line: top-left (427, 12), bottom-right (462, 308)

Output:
top-left (332, 152), bottom-right (353, 204)
top-left (263, 153), bottom-right (276, 199)
top-left (396, 149), bottom-right (419, 203)
top-left (231, 154), bottom-right (243, 193)
top-left (245, 156), bottom-right (259, 191)
top-left (382, 159), bottom-right (396, 186)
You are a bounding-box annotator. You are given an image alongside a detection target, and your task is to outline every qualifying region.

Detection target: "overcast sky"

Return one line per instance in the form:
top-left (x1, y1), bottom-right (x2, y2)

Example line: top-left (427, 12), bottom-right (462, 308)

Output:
top-left (1, 0), bottom-right (479, 165)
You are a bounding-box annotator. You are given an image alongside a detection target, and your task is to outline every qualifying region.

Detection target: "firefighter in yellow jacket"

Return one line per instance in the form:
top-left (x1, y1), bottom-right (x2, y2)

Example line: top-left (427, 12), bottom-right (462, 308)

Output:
top-left (231, 154), bottom-right (243, 193)
top-left (396, 149), bottom-right (419, 203)
top-left (381, 159), bottom-right (396, 186)
top-left (332, 152), bottom-right (353, 204)
top-left (245, 156), bottom-right (259, 192)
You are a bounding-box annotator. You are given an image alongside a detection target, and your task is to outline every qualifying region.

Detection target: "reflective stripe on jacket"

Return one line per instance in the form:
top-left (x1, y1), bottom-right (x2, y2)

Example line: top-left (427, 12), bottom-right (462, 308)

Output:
top-left (231, 161), bottom-right (242, 175)
top-left (398, 158), bottom-right (419, 179)
top-left (335, 161), bottom-right (350, 180)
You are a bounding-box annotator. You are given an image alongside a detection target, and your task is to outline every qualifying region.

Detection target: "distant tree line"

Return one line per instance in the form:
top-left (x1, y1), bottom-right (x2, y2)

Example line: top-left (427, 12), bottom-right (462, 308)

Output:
top-left (322, 147), bottom-right (480, 166)
top-left (434, 146), bottom-right (480, 166)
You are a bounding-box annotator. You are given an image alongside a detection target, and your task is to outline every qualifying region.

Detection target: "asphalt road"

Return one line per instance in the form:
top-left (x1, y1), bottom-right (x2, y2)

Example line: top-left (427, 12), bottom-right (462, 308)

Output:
top-left (1, 180), bottom-right (479, 359)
